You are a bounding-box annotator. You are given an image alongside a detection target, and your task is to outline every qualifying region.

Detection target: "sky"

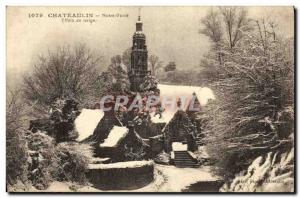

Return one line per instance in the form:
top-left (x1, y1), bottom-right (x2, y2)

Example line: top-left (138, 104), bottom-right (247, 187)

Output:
top-left (6, 6), bottom-right (294, 87)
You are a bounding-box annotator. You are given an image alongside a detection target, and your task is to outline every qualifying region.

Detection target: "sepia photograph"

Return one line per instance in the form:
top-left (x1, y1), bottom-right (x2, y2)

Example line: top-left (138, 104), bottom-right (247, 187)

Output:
top-left (6, 6), bottom-right (295, 193)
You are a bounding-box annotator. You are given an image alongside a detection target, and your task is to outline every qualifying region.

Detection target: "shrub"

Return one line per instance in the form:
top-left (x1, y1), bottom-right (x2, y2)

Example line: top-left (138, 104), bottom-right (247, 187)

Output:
top-left (200, 11), bottom-right (294, 181)
top-left (220, 149), bottom-right (294, 192)
top-left (6, 89), bottom-right (29, 189)
top-left (154, 151), bottom-right (170, 165)
top-left (7, 180), bottom-right (31, 192)
top-left (23, 44), bottom-right (101, 108)
top-left (203, 36), bottom-right (294, 180)
top-left (27, 132), bottom-right (56, 190)
top-left (54, 142), bottom-right (94, 184)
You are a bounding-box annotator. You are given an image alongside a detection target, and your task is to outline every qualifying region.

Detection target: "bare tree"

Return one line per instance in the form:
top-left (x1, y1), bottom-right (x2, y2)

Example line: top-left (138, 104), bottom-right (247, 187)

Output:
top-left (200, 8), bottom-right (223, 44)
top-left (148, 54), bottom-right (162, 76)
top-left (199, 7), bottom-right (253, 83)
top-left (254, 19), bottom-right (278, 51)
top-left (219, 7), bottom-right (252, 50)
top-left (23, 44), bottom-right (101, 107)
top-left (199, 8), bottom-right (224, 78)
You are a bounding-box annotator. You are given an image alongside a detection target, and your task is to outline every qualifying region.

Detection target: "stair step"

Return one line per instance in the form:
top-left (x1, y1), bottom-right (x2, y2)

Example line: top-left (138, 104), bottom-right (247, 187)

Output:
top-left (174, 152), bottom-right (189, 154)
top-left (174, 159), bottom-right (193, 161)
top-left (175, 156), bottom-right (191, 158)
top-left (175, 155), bottom-right (190, 158)
top-left (176, 158), bottom-right (196, 161)
top-left (175, 164), bottom-right (199, 166)
top-left (175, 155), bottom-right (192, 158)
top-left (174, 161), bottom-right (197, 164)
top-left (174, 158), bottom-right (192, 160)
top-left (174, 153), bottom-right (190, 155)
top-left (174, 152), bottom-right (190, 154)
top-left (174, 161), bottom-right (197, 163)
top-left (175, 163), bottom-right (198, 166)
top-left (174, 159), bottom-right (196, 161)
top-left (175, 165), bottom-right (200, 168)
top-left (174, 155), bottom-right (190, 157)
top-left (175, 162), bottom-right (199, 165)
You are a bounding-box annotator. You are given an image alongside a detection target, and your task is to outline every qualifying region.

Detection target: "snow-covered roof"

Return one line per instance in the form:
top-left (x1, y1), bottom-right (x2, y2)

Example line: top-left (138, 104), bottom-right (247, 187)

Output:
top-left (75, 108), bottom-right (104, 141)
top-left (150, 84), bottom-right (215, 124)
top-left (158, 84), bottom-right (215, 107)
top-left (172, 142), bottom-right (188, 151)
top-left (99, 126), bottom-right (129, 148)
top-left (88, 160), bottom-right (153, 169)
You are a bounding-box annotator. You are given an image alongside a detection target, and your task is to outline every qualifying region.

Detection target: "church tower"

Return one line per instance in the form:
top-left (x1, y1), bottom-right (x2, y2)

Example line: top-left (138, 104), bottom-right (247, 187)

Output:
top-left (128, 12), bottom-right (150, 92)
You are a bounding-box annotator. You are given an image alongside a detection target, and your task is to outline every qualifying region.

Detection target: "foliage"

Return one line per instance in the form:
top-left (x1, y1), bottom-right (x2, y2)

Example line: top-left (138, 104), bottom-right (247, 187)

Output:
top-left (7, 180), bottom-right (33, 192)
top-left (154, 151), bottom-right (170, 165)
top-left (218, 7), bottom-right (252, 50)
top-left (200, 8), bottom-right (222, 44)
top-left (27, 132), bottom-right (56, 190)
top-left (54, 142), bottom-right (94, 184)
top-left (108, 55), bottom-right (130, 93)
top-left (29, 98), bottom-right (80, 143)
top-left (122, 47), bottom-right (132, 69)
top-left (139, 74), bottom-right (159, 92)
top-left (95, 55), bottom-right (130, 95)
top-left (23, 44), bottom-right (101, 108)
top-left (124, 144), bottom-right (148, 161)
top-left (199, 7), bottom-right (253, 84)
top-left (149, 54), bottom-right (163, 76)
top-left (200, 8), bottom-right (294, 180)
top-left (220, 149), bottom-right (294, 192)
top-left (164, 61), bottom-right (176, 72)
top-left (6, 89), bottom-right (29, 188)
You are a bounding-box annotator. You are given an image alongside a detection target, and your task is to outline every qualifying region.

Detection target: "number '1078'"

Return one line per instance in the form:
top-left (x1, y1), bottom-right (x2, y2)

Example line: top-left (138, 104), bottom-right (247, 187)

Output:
top-left (28, 13), bottom-right (43, 18)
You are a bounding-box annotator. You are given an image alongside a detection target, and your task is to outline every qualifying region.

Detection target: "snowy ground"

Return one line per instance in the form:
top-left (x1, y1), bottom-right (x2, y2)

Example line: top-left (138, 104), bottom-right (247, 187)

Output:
top-left (33, 164), bottom-right (220, 192)
top-left (152, 165), bottom-right (220, 192)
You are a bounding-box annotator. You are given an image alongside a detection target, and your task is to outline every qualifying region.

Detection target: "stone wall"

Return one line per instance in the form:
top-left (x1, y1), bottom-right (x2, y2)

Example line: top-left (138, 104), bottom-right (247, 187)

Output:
top-left (87, 162), bottom-right (154, 190)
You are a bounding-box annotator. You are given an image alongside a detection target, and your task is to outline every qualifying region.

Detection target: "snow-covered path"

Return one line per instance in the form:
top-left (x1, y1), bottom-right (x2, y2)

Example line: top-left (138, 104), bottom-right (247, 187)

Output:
top-left (152, 165), bottom-right (220, 192)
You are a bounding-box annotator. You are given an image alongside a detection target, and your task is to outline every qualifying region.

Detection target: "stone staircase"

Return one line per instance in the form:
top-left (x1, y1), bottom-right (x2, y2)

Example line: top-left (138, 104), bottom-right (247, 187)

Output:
top-left (174, 150), bottom-right (199, 168)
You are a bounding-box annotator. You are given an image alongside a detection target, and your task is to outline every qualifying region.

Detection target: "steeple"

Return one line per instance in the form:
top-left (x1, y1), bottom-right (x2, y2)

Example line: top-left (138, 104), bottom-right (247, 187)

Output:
top-left (128, 8), bottom-right (150, 92)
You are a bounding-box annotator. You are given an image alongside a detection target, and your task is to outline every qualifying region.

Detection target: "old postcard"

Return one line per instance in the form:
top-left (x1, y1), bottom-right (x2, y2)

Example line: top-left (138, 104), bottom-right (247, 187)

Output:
top-left (6, 6), bottom-right (295, 193)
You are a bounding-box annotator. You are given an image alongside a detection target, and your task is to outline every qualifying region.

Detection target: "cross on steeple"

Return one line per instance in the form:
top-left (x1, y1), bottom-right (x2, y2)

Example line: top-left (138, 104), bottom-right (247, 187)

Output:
top-left (138, 7), bottom-right (141, 21)
top-left (136, 7), bottom-right (143, 31)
